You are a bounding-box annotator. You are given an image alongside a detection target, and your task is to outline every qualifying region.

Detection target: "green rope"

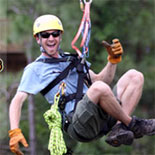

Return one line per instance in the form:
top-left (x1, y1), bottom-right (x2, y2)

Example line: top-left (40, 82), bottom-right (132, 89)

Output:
top-left (43, 94), bottom-right (67, 155)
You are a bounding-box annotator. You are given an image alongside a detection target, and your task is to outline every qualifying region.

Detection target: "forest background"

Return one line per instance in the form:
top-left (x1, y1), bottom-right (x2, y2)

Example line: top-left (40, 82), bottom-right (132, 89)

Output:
top-left (0, 0), bottom-right (155, 154)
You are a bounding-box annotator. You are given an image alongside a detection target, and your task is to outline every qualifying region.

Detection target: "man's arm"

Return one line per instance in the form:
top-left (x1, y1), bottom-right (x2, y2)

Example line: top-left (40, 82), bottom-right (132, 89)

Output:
top-left (9, 91), bottom-right (29, 155)
top-left (9, 91), bottom-right (28, 129)
top-left (89, 62), bottom-right (117, 85)
top-left (89, 38), bottom-right (123, 85)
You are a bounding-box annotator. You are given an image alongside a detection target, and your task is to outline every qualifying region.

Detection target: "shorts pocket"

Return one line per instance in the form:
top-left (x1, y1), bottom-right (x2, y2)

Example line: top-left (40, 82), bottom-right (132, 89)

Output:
top-left (73, 110), bottom-right (99, 139)
top-left (78, 110), bottom-right (93, 124)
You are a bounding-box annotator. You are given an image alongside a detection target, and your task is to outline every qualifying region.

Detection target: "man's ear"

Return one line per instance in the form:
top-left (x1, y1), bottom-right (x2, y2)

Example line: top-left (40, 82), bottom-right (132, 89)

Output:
top-left (35, 36), bottom-right (40, 44)
top-left (60, 34), bottom-right (62, 42)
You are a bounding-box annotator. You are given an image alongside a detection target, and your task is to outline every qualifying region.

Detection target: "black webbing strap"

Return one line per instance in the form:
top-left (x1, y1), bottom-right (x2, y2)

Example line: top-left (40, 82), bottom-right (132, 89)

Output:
top-left (84, 61), bottom-right (92, 86)
top-left (36, 56), bottom-right (74, 64)
top-left (40, 60), bottom-right (78, 95)
top-left (75, 62), bottom-right (85, 104)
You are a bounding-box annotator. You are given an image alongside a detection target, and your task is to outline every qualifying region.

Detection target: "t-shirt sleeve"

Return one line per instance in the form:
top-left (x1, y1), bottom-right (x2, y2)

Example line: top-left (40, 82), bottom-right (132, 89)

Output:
top-left (17, 66), bottom-right (43, 95)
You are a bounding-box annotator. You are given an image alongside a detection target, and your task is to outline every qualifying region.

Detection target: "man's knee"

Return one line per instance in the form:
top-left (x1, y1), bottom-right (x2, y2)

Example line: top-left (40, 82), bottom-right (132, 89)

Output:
top-left (126, 69), bottom-right (144, 85)
top-left (90, 81), bottom-right (111, 97)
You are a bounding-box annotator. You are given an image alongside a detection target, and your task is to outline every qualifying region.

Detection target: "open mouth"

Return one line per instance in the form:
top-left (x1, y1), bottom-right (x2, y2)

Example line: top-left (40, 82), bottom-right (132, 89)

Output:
top-left (47, 43), bottom-right (56, 48)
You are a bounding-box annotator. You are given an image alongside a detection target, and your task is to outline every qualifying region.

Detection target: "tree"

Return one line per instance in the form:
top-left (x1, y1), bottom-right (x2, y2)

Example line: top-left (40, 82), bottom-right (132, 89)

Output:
top-left (5, 0), bottom-right (155, 154)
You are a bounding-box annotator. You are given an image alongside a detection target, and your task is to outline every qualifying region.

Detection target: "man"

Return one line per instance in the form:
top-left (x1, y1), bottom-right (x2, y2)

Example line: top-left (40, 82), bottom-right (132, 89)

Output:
top-left (9, 14), bottom-right (155, 155)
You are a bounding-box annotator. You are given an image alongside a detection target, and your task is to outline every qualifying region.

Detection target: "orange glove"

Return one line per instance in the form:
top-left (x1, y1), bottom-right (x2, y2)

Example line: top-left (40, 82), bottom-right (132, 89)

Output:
top-left (9, 128), bottom-right (28, 155)
top-left (102, 39), bottom-right (123, 64)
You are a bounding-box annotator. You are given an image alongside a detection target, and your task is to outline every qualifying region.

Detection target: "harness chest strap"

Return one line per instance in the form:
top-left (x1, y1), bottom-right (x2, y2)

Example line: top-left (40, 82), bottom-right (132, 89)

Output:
top-left (37, 54), bottom-right (92, 108)
top-left (41, 60), bottom-right (77, 96)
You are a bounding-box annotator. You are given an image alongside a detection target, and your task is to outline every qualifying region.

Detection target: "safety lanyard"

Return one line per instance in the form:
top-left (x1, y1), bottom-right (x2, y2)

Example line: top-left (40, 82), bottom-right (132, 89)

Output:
top-left (71, 0), bottom-right (92, 58)
top-left (56, 82), bottom-right (66, 98)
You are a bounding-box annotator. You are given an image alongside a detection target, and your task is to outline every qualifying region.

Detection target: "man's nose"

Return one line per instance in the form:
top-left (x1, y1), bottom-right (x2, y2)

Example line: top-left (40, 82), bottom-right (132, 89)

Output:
top-left (48, 34), bottom-right (54, 40)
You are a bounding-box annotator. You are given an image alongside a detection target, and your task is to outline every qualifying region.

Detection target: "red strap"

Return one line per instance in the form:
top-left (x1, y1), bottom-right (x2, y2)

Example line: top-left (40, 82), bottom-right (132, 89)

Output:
top-left (71, 1), bottom-right (91, 57)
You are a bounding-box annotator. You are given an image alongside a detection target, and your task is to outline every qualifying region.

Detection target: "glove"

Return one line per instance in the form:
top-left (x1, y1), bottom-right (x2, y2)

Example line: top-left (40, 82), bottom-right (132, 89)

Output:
top-left (9, 128), bottom-right (28, 155)
top-left (102, 39), bottom-right (123, 64)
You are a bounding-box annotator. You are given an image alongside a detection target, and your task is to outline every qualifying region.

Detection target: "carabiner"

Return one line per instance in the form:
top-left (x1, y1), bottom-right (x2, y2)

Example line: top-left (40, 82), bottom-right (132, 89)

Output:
top-left (80, 0), bottom-right (92, 11)
top-left (84, 0), bottom-right (92, 4)
top-left (79, 0), bottom-right (84, 11)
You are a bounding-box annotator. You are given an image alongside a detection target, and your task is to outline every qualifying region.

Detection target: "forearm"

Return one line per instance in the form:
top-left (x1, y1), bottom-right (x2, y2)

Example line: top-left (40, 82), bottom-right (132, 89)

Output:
top-left (9, 100), bottom-right (22, 129)
top-left (98, 62), bottom-right (117, 84)
top-left (90, 62), bottom-right (117, 85)
top-left (9, 92), bottom-right (28, 130)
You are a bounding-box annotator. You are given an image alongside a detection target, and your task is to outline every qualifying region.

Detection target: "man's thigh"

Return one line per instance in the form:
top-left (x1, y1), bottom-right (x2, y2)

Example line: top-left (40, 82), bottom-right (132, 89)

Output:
top-left (67, 94), bottom-right (117, 142)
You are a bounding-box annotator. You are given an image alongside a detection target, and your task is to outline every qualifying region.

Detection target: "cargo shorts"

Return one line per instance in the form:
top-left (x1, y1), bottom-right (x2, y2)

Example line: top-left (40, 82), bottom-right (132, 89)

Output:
top-left (66, 85), bottom-right (120, 142)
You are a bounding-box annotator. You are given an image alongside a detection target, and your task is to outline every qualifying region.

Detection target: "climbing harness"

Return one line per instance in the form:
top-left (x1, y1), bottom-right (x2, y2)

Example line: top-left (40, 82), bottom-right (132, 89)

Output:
top-left (71, 0), bottom-right (92, 58)
top-left (38, 52), bottom-right (92, 104)
top-left (41, 1), bottom-right (93, 153)
top-left (41, 53), bottom-right (91, 153)
top-left (44, 82), bottom-right (67, 155)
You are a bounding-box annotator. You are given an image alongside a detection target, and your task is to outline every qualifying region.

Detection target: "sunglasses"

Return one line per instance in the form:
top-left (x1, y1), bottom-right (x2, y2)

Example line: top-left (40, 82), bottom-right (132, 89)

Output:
top-left (40, 30), bottom-right (61, 38)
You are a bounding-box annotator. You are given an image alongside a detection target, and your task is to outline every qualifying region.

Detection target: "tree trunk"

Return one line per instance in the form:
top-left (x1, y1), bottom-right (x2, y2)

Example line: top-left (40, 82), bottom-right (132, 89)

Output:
top-left (28, 95), bottom-right (37, 155)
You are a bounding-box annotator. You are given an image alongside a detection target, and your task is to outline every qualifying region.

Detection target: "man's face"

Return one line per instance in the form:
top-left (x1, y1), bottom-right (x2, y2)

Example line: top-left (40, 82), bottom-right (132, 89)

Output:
top-left (36, 30), bottom-right (62, 58)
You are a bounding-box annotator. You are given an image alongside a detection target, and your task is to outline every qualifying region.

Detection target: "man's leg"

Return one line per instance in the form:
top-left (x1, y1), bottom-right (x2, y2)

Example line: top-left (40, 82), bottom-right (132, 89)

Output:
top-left (116, 69), bottom-right (144, 115)
top-left (87, 81), bottom-right (132, 126)
top-left (87, 69), bottom-right (155, 147)
top-left (87, 69), bottom-right (144, 126)
top-left (87, 79), bottom-right (135, 147)
top-left (104, 69), bottom-right (144, 146)
top-left (105, 69), bottom-right (155, 146)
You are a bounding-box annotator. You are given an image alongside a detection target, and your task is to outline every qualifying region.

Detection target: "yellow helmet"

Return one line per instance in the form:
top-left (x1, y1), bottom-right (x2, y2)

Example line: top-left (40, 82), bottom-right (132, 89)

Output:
top-left (33, 14), bottom-right (64, 37)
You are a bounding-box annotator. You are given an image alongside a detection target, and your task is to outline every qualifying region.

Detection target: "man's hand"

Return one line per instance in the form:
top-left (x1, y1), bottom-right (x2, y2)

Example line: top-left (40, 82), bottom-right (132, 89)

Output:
top-left (9, 128), bottom-right (28, 155)
top-left (102, 39), bottom-right (123, 64)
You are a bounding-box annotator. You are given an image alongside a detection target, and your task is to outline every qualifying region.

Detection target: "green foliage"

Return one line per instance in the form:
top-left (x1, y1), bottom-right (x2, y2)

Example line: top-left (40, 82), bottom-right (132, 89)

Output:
top-left (1, 0), bottom-right (155, 154)
top-left (0, 95), bottom-right (8, 139)
top-left (0, 0), bottom-right (7, 18)
top-left (0, 72), bottom-right (23, 141)
top-left (33, 94), bottom-right (50, 154)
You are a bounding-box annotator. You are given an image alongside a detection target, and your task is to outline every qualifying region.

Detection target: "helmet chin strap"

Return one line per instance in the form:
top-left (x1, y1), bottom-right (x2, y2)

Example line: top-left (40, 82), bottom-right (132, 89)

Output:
top-left (40, 45), bottom-right (54, 58)
top-left (40, 45), bottom-right (46, 53)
